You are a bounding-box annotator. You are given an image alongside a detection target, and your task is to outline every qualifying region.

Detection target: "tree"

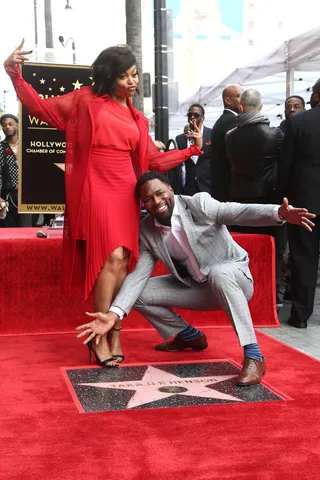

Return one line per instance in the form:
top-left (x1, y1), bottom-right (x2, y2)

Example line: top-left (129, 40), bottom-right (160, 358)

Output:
top-left (126, 0), bottom-right (144, 112)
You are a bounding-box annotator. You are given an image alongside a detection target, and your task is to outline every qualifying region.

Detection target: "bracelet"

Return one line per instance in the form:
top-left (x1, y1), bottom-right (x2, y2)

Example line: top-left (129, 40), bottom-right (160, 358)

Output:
top-left (278, 206), bottom-right (285, 221)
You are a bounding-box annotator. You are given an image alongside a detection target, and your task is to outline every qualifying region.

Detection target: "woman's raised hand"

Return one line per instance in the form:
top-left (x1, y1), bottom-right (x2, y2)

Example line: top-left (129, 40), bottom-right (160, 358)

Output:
top-left (6, 39), bottom-right (33, 69)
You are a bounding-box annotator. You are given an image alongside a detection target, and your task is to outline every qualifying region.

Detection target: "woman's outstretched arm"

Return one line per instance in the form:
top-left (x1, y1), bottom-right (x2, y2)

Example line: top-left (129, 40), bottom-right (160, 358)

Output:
top-left (5, 39), bottom-right (80, 131)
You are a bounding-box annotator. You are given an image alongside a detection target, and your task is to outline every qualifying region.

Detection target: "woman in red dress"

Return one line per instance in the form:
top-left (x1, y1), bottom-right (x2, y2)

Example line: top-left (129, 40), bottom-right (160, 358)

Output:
top-left (5, 40), bottom-right (203, 366)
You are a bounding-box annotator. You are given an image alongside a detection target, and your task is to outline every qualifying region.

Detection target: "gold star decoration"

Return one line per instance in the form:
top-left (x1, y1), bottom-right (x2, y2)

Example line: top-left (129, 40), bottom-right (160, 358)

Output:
top-left (54, 163), bottom-right (65, 172)
top-left (72, 79), bottom-right (83, 90)
top-left (60, 86), bottom-right (65, 92)
top-left (53, 78), bottom-right (56, 82)
top-left (33, 73), bottom-right (36, 76)
top-left (40, 78), bottom-right (46, 84)
top-left (49, 87), bottom-right (52, 91)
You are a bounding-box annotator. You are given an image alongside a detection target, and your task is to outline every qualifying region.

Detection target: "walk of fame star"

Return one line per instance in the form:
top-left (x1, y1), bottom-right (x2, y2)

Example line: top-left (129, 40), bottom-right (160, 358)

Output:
top-left (64, 361), bottom-right (284, 413)
top-left (80, 366), bottom-right (241, 409)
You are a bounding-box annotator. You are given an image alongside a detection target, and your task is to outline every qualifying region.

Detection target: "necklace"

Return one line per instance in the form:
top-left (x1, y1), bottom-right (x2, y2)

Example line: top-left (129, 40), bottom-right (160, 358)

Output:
top-left (9, 141), bottom-right (18, 147)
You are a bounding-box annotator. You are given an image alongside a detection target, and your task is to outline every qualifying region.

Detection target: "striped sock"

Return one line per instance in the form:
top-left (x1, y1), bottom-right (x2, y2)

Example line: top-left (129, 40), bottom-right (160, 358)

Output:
top-left (177, 325), bottom-right (202, 341)
top-left (243, 343), bottom-right (263, 362)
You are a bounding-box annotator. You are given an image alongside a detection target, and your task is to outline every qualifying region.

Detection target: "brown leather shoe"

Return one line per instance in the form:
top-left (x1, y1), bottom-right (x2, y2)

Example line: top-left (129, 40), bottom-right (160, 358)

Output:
top-left (155, 333), bottom-right (208, 352)
top-left (236, 357), bottom-right (266, 386)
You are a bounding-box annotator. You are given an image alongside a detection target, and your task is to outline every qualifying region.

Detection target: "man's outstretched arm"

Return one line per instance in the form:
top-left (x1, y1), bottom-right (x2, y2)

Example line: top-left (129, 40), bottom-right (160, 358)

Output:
top-left (195, 192), bottom-right (316, 231)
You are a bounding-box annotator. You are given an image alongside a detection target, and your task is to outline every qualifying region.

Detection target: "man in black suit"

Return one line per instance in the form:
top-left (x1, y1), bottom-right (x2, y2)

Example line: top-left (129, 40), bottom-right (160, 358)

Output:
top-left (277, 80), bottom-right (320, 328)
top-left (279, 95), bottom-right (305, 133)
top-left (171, 104), bottom-right (212, 196)
top-left (278, 95), bottom-right (306, 302)
top-left (211, 84), bottom-right (244, 201)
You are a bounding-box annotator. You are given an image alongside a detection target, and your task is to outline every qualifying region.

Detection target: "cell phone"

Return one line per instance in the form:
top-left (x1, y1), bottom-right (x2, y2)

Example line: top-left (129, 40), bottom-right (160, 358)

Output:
top-left (189, 121), bottom-right (195, 132)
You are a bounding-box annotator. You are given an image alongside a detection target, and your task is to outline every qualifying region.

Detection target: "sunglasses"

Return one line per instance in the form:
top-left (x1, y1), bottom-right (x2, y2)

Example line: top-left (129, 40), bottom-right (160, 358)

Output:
top-left (187, 112), bottom-right (202, 119)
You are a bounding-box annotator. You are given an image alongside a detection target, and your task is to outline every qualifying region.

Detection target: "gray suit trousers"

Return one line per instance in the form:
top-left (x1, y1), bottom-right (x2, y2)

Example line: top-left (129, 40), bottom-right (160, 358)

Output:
top-left (134, 263), bottom-right (257, 346)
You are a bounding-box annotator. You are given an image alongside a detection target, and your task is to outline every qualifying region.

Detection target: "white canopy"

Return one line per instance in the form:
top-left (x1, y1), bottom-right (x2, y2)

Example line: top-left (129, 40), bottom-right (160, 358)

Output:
top-left (180, 25), bottom-right (320, 111)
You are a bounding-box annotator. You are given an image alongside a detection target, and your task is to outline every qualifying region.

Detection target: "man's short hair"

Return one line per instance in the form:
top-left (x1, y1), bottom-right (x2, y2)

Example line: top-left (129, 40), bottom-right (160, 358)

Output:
top-left (188, 103), bottom-right (205, 116)
top-left (240, 89), bottom-right (262, 109)
top-left (135, 171), bottom-right (171, 199)
top-left (285, 95), bottom-right (305, 108)
top-left (0, 114), bottom-right (18, 125)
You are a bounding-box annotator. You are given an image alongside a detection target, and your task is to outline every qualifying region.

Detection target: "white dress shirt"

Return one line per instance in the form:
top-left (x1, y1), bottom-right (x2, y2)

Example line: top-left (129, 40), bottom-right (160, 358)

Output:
top-left (154, 202), bottom-right (206, 283)
top-left (224, 109), bottom-right (237, 116)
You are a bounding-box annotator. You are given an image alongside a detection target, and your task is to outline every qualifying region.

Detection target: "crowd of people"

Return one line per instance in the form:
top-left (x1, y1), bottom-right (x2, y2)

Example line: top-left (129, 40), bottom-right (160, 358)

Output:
top-left (1, 40), bottom-right (319, 386)
top-left (168, 84), bottom-right (320, 334)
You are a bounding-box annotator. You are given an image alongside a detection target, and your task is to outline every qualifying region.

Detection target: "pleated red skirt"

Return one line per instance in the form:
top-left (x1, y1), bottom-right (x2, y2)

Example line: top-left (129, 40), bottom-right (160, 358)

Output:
top-left (76, 147), bottom-right (140, 298)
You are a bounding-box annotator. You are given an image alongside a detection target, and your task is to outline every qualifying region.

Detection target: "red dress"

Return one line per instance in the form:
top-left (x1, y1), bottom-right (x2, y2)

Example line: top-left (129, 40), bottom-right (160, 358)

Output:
top-left (5, 63), bottom-right (203, 298)
top-left (78, 99), bottom-right (140, 297)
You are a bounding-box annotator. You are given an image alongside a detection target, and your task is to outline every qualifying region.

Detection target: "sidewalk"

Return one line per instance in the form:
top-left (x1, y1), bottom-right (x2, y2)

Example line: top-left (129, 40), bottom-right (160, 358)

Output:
top-left (259, 288), bottom-right (320, 360)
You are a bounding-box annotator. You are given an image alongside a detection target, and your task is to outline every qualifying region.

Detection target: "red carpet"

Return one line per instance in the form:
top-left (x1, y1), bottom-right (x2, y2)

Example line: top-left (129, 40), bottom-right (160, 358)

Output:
top-left (0, 229), bottom-right (279, 334)
top-left (1, 328), bottom-right (320, 480)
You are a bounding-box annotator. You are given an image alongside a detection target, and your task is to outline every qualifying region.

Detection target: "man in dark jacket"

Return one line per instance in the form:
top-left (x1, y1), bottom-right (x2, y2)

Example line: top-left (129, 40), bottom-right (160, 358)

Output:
top-left (277, 80), bottom-right (320, 328)
top-left (279, 95), bottom-right (305, 133)
top-left (211, 84), bottom-right (244, 201)
top-left (278, 95), bottom-right (306, 302)
top-left (225, 89), bottom-right (285, 306)
top-left (173, 104), bottom-right (212, 196)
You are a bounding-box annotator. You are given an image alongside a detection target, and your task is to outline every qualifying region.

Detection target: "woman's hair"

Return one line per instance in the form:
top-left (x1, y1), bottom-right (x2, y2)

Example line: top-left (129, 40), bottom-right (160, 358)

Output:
top-left (91, 44), bottom-right (137, 96)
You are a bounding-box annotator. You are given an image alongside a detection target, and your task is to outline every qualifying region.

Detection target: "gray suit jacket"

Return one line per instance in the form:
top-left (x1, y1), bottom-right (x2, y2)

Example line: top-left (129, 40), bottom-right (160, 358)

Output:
top-left (112, 193), bottom-right (281, 315)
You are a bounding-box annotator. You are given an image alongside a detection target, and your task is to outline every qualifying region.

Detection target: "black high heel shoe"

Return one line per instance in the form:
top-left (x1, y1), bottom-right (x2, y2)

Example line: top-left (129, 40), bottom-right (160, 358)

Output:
top-left (87, 340), bottom-right (119, 368)
top-left (107, 326), bottom-right (125, 363)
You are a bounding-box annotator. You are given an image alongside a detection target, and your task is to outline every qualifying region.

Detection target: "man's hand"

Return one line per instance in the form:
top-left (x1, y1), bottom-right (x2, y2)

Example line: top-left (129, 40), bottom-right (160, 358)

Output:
top-left (279, 197), bottom-right (316, 232)
top-left (5, 39), bottom-right (33, 68)
top-left (0, 198), bottom-right (8, 219)
top-left (76, 311), bottom-right (119, 345)
top-left (186, 121), bottom-right (203, 149)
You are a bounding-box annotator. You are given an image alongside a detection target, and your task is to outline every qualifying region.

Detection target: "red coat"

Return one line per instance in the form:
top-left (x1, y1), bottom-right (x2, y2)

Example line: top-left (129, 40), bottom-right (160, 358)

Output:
top-left (6, 64), bottom-right (203, 295)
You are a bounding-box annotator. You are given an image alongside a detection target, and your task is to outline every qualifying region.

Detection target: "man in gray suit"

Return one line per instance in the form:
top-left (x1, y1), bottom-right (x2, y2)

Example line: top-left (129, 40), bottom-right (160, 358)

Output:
top-left (77, 172), bottom-right (315, 385)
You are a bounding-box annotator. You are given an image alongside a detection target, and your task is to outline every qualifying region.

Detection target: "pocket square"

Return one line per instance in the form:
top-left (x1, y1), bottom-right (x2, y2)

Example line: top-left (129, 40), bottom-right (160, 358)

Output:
top-left (205, 141), bottom-right (211, 145)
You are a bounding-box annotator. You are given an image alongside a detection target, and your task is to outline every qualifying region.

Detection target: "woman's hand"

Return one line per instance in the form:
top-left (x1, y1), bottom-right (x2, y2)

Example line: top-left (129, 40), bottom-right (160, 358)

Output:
top-left (5, 39), bottom-right (33, 69)
top-left (186, 121), bottom-right (203, 150)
